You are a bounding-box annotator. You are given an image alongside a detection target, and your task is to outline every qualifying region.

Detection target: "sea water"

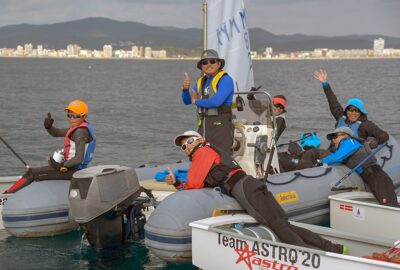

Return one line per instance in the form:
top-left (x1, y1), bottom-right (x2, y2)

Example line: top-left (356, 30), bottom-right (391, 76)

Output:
top-left (0, 58), bottom-right (399, 269)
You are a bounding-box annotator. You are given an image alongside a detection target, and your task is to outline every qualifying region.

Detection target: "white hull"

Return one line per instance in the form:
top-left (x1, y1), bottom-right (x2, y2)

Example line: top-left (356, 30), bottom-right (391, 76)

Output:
top-left (329, 192), bottom-right (400, 240)
top-left (190, 215), bottom-right (400, 270)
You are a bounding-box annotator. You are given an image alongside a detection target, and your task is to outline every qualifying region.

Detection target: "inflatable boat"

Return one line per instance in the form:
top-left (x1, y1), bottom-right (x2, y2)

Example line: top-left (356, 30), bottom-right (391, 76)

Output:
top-left (0, 162), bottom-right (187, 236)
top-left (145, 91), bottom-right (400, 263)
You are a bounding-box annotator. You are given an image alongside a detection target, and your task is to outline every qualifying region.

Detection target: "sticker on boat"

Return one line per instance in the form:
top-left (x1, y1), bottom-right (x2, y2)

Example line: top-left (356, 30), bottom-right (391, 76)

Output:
top-left (352, 206), bottom-right (365, 220)
top-left (218, 232), bottom-right (321, 270)
top-left (276, 190), bottom-right (299, 205)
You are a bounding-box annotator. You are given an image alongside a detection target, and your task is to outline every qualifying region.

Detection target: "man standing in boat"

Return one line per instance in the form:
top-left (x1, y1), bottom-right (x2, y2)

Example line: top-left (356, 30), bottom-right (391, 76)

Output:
top-left (180, 49), bottom-right (234, 154)
top-left (166, 130), bottom-right (347, 254)
top-left (322, 127), bottom-right (399, 207)
top-left (5, 100), bottom-right (96, 193)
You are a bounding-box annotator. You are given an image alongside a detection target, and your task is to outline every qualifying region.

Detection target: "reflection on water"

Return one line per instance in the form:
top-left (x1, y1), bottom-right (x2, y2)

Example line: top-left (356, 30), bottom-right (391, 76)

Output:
top-left (0, 230), bottom-right (195, 270)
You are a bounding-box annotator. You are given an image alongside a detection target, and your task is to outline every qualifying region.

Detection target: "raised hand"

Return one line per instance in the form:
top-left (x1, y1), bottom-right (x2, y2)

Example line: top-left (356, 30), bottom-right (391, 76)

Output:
top-left (165, 167), bottom-right (176, 185)
top-left (44, 113), bottom-right (54, 129)
top-left (313, 69), bottom-right (328, 83)
top-left (182, 72), bottom-right (190, 90)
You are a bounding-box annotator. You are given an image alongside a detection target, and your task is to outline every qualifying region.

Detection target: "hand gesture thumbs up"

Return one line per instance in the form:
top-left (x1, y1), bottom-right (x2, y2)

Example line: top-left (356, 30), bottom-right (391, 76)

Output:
top-left (182, 72), bottom-right (190, 90)
top-left (44, 113), bottom-right (54, 129)
top-left (165, 167), bottom-right (176, 185)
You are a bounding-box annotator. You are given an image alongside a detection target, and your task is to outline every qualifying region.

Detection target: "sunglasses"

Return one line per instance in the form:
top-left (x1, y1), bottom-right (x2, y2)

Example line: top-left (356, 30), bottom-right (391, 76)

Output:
top-left (181, 137), bottom-right (196, 151)
top-left (274, 104), bottom-right (284, 110)
top-left (67, 113), bottom-right (81, 119)
top-left (201, 59), bottom-right (217, 66)
top-left (347, 107), bottom-right (360, 113)
top-left (332, 133), bottom-right (347, 139)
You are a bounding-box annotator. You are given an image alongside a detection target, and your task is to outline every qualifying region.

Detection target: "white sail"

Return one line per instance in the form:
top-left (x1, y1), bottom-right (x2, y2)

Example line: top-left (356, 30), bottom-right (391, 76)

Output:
top-left (206, 0), bottom-right (255, 92)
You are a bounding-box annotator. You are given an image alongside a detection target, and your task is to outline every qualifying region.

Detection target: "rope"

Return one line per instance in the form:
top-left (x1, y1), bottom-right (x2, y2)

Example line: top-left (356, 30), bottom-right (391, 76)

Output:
top-left (266, 167), bottom-right (332, 186)
top-left (380, 144), bottom-right (393, 168)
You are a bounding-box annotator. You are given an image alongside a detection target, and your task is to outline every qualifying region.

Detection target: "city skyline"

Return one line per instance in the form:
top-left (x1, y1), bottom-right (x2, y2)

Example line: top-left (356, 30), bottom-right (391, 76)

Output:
top-left (2, 37), bottom-right (399, 60)
top-left (0, 0), bottom-right (399, 37)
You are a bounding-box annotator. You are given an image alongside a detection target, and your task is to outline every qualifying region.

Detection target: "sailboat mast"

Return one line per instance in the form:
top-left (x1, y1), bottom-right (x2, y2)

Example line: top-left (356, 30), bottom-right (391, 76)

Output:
top-left (203, 0), bottom-right (208, 50)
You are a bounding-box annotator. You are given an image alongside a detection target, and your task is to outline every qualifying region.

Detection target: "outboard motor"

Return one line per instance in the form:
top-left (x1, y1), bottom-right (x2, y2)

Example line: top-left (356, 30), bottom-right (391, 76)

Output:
top-left (68, 165), bottom-right (144, 249)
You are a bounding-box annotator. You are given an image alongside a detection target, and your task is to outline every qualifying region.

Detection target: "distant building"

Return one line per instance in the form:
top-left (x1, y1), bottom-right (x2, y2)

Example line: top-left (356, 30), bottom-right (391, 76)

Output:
top-left (24, 43), bottom-right (33, 56)
top-left (373, 38), bottom-right (385, 56)
top-left (144, 47), bottom-right (152, 58)
top-left (152, 49), bottom-right (167, 59)
top-left (139, 46), bottom-right (144, 58)
top-left (16, 45), bottom-right (23, 56)
top-left (264, 47), bottom-right (273, 58)
top-left (67, 44), bottom-right (81, 57)
top-left (132, 46), bottom-right (139, 58)
top-left (103, 45), bottom-right (113, 58)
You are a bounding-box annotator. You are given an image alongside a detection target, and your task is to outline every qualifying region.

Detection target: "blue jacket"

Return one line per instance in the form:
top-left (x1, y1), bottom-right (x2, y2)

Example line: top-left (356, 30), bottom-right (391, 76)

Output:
top-left (322, 138), bottom-right (364, 174)
top-left (181, 74), bottom-right (234, 108)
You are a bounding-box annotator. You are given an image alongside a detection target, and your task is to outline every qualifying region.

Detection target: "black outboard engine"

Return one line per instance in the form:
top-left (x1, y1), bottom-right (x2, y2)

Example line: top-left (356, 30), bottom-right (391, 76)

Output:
top-left (69, 165), bottom-right (144, 249)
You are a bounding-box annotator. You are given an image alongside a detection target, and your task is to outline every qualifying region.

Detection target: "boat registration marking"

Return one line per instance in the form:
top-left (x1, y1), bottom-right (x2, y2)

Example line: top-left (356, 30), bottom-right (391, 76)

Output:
top-left (339, 203), bottom-right (353, 211)
top-left (276, 190), bottom-right (299, 204)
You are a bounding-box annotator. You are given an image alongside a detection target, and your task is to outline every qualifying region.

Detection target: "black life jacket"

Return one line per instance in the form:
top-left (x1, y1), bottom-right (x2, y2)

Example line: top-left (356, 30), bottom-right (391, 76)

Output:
top-left (204, 143), bottom-right (242, 188)
top-left (343, 137), bottom-right (376, 170)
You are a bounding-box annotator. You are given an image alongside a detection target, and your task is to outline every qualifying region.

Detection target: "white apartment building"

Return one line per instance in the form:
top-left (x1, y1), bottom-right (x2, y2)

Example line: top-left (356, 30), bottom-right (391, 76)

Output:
top-left (144, 47), bottom-right (152, 58)
top-left (67, 44), bottom-right (81, 57)
top-left (103, 45), bottom-right (113, 58)
top-left (373, 38), bottom-right (385, 56)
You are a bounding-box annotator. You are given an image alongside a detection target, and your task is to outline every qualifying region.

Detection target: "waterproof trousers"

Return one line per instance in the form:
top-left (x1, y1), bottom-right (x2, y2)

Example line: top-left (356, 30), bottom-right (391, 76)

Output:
top-left (361, 165), bottom-right (399, 207)
top-left (230, 176), bottom-right (343, 253)
top-left (7, 166), bottom-right (78, 193)
top-left (198, 112), bottom-right (233, 155)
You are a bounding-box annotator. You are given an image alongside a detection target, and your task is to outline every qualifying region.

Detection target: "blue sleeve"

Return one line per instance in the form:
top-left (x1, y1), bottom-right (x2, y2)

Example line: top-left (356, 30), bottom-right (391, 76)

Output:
top-left (322, 138), bottom-right (362, 165)
top-left (195, 75), bottom-right (234, 108)
top-left (322, 82), bottom-right (329, 87)
top-left (181, 90), bottom-right (192, 105)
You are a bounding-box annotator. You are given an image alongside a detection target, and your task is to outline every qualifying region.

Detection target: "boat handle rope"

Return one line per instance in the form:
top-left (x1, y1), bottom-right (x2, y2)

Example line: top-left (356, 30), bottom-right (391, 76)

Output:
top-left (266, 167), bottom-right (332, 186)
top-left (380, 144), bottom-right (393, 169)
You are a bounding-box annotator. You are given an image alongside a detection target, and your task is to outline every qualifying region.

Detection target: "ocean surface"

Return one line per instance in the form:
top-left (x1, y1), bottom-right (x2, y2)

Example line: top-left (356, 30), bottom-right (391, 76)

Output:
top-left (0, 58), bottom-right (399, 269)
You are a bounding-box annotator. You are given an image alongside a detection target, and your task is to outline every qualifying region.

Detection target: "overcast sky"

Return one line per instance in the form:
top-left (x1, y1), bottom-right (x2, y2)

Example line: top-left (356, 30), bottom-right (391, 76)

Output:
top-left (1, 0), bottom-right (399, 37)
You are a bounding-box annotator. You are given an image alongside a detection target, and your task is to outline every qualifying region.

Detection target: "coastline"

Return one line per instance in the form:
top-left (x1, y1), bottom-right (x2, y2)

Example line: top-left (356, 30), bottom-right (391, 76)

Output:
top-left (1, 56), bottom-right (399, 61)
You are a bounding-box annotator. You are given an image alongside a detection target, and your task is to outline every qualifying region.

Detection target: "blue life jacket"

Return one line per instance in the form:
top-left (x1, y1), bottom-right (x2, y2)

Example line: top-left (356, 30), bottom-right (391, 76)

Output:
top-left (336, 116), bottom-right (361, 137)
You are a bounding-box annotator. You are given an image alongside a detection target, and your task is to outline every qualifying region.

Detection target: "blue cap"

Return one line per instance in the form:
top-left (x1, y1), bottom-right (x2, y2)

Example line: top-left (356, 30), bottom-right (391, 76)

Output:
top-left (345, 98), bottom-right (367, 115)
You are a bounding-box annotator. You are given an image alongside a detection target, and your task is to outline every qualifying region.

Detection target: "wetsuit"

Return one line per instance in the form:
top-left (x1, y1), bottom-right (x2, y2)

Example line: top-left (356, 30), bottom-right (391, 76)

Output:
top-left (322, 137), bottom-right (398, 207)
top-left (173, 144), bottom-right (344, 253)
top-left (181, 72), bottom-right (234, 154)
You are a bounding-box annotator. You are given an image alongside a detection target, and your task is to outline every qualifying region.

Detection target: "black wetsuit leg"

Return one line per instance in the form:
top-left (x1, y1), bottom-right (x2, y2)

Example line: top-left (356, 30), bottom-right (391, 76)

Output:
top-left (361, 165), bottom-right (399, 207)
top-left (198, 113), bottom-right (233, 155)
top-left (25, 165), bottom-right (78, 181)
top-left (231, 176), bottom-right (343, 253)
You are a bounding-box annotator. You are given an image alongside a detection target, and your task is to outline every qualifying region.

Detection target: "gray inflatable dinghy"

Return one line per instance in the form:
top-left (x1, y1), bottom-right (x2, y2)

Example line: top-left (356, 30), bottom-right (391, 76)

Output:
top-left (145, 137), bottom-right (400, 263)
top-left (2, 180), bottom-right (78, 237)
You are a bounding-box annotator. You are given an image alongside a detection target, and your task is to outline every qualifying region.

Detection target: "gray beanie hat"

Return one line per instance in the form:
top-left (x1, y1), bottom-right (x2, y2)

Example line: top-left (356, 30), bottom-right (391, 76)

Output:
top-left (326, 127), bottom-right (354, 140)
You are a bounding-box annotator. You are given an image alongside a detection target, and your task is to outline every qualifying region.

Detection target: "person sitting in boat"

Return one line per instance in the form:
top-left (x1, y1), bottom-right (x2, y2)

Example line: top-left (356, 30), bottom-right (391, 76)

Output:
top-left (165, 130), bottom-right (347, 254)
top-left (180, 49), bottom-right (234, 154)
top-left (313, 69), bottom-right (389, 148)
top-left (247, 89), bottom-right (287, 142)
top-left (322, 127), bottom-right (398, 207)
top-left (5, 99), bottom-right (96, 194)
top-left (278, 132), bottom-right (329, 172)
top-left (272, 95), bottom-right (287, 140)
